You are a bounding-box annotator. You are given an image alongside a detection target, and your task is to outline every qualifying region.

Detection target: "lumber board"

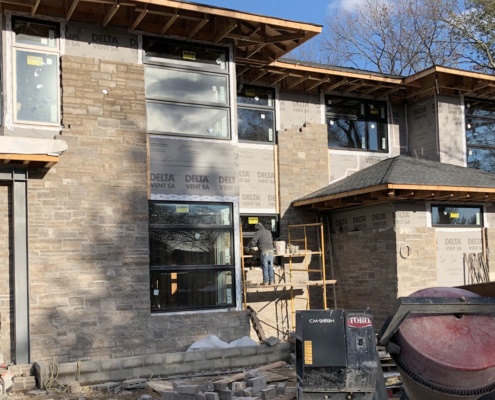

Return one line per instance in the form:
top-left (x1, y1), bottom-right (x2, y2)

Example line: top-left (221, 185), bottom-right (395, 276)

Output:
top-left (213, 361), bottom-right (287, 385)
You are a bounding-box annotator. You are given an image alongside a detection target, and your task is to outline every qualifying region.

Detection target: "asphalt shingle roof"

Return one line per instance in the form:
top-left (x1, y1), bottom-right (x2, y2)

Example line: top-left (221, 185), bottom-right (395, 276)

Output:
top-left (296, 155), bottom-right (495, 203)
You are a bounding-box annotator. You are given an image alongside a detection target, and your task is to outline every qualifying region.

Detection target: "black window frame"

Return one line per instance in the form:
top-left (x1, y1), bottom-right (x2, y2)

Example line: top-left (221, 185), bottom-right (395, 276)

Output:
top-left (465, 98), bottom-right (495, 173)
top-left (325, 95), bottom-right (388, 152)
top-left (143, 37), bottom-right (231, 140)
top-left (149, 201), bottom-right (236, 312)
top-left (237, 85), bottom-right (276, 143)
top-left (431, 205), bottom-right (483, 227)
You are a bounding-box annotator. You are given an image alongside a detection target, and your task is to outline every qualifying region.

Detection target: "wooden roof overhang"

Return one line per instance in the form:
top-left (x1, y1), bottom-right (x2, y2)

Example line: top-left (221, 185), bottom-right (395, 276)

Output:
top-left (238, 59), bottom-right (409, 104)
top-left (406, 66), bottom-right (495, 102)
top-left (0, 154), bottom-right (59, 168)
top-left (293, 184), bottom-right (495, 212)
top-left (0, 0), bottom-right (321, 66)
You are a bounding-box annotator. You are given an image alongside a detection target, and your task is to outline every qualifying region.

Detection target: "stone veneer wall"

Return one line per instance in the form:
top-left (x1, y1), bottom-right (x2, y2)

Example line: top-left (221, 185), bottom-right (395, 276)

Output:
top-left (277, 124), bottom-right (329, 228)
top-left (23, 55), bottom-right (249, 364)
top-left (329, 227), bottom-right (398, 329)
top-left (395, 227), bottom-right (437, 297)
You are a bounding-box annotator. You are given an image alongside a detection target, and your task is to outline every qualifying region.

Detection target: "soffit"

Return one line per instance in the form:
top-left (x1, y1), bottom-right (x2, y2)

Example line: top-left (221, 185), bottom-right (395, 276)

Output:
top-left (238, 59), bottom-right (408, 104)
top-left (406, 66), bottom-right (495, 102)
top-left (0, 0), bottom-right (321, 66)
top-left (293, 184), bottom-right (495, 212)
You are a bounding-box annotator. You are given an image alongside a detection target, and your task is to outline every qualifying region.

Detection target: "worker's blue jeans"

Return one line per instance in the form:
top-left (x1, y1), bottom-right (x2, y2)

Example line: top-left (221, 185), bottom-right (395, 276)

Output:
top-left (261, 250), bottom-right (275, 283)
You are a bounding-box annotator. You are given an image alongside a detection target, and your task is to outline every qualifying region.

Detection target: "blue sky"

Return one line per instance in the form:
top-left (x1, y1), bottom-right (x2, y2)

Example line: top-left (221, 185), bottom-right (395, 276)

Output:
top-left (185, 0), bottom-right (338, 26)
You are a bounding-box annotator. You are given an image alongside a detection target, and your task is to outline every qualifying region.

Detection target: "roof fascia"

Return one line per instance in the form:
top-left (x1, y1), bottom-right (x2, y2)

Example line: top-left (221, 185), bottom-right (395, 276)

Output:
top-left (133, 0), bottom-right (323, 32)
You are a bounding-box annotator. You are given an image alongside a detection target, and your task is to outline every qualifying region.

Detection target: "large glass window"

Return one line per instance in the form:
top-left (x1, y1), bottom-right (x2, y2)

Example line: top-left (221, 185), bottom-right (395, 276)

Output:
top-left (466, 99), bottom-right (495, 173)
top-left (149, 202), bottom-right (235, 312)
top-left (237, 86), bottom-right (275, 143)
top-left (432, 205), bottom-right (482, 227)
top-left (326, 96), bottom-right (388, 152)
top-left (13, 17), bottom-right (60, 125)
top-left (144, 38), bottom-right (230, 139)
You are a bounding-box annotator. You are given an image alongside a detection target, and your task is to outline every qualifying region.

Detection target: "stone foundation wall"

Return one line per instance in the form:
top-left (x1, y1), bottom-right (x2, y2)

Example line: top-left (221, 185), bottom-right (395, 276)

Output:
top-left (34, 343), bottom-right (291, 387)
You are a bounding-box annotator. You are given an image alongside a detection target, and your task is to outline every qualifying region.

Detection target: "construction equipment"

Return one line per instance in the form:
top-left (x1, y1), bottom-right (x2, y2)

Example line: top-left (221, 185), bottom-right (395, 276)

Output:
top-left (379, 286), bottom-right (495, 400)
top-left (295, 286), bottom-right (495, 400)
top-left (295, 309), bottom-right (385, 400)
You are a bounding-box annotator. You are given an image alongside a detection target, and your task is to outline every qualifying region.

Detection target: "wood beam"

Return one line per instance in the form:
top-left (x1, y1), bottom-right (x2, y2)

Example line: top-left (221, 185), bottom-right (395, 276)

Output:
top-left (103, 2), bottom-right (120, 28)
top-left (188, 15), bottom-right (209, 39)
top-left (271, 72), bottom-right (291, 85)
top-left (31, 0), bottom-right (40, 16)
top-left (160, 10), bottom-right (179, 35)
top-left (66, 0), bottom-right (80, 21)
top-left (131, 6), bottom-right (148, 31)
top-left (305, 77), bottom-right (329, 92)
top-left (245, 44), bottom-right (266, 60)
top-left (286, 74), bottom-right (309, 89)
top-left (214, 22), bottom-right (237, 43)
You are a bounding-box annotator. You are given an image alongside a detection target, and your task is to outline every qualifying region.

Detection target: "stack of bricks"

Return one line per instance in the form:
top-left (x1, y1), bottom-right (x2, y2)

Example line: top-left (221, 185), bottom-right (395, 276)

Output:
top-left (161, 372), bottom-right (296, 400)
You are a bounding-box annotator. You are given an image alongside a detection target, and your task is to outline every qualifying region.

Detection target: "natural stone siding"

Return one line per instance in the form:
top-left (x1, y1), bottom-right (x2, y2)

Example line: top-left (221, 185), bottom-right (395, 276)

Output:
top-left (330, 227), bottom-right (398, 329)
top-left (23, 55), bottom-right (249, 363)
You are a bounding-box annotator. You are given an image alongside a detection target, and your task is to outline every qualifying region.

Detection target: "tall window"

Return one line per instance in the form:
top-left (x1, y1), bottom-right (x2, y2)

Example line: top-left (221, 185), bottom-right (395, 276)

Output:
top-left (237, 86), bottom-right (275, 143)
top-left (326, 96), bottom-right (388, 152)
top-left (143, 38), bottom-right (230, 139)
top-left (13, 17), bottom-right (60, 125)
top-left (466, 99), bottom-right (495, 173)
top-left (149, 202), bottom-right (235, 312)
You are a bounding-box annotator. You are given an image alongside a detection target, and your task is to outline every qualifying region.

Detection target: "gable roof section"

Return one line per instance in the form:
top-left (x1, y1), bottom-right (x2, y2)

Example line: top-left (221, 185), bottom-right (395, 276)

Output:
top-left (293, 156), bottom-right (495, 211)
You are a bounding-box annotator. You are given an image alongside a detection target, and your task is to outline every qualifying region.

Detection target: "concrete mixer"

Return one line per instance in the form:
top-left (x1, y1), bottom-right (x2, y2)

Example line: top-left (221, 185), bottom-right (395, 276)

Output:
top-left (378, 286), bottom-right (495, 400)
top-left (295, 286), bottom-right (495, 400)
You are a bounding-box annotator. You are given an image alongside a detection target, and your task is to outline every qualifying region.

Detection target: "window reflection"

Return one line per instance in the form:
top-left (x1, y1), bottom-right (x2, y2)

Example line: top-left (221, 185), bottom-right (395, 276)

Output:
top-left (149, 201), bottom-right (235, 312)
top-left (145, 67), bottom-right (228, 105)
top-left (326, 96), bottom-right (388, 152)
top-left (151, 270), bottom-right (233, 310)
top-left (432, 205), bottom-right (482, 226)
top-left (146, 102), bottom-right (228, 138)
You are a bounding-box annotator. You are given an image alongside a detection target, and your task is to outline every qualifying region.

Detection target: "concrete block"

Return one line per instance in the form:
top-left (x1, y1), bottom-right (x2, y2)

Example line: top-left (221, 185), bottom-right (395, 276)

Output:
top-left (173, 381), bottom-right (186, 390)
top-left (162, 391), bottom-right (178, 400)
top-left (93, 382), bottom-right (121, 392)
top-left (243, 387), bottom-right (254, 397)
top-left (260, 386), bottom-right (276, 400)
top-left (79, 361), bottom-right (100, 373)
top-left (232, 381), bottom-right (246, 396)
top-left (195, 392), bottom-right (207, 400)
top-left (13, 376), bottom-right (37, 391)
top-left (145, 354), bottom-right (164, 366)
top-left (201, 380), bottom-right (214, 392)
top-left (213, 381), bottom-right (228, 391)
top-left (101, 359), bottom-right (123, 371)
top-left (184, 352), bottom-right (205, 362)
top-left (205, 350), bottom-right (223, 360)
top-left (122, 356), bottom-right (145, 369)
top-left (67, 382), bottom-right (82, 394)
top-left (247, 377), bottom-right (266, 394)
top-left (217, 389), bottom-right (232, 400)
top-left (176, 385), bottom-right (200, 394)
top-left (209, 358), bottom-right (232, 370)
top-left (122, 378), bottom-right (147, 389)
top-left (276, 383), bottom-right (286, 395)
top-left (205, 392), bottom-right (219, 400)
top-left (239, 346), bottom-right (259, 357)
top-left (164, 353), bottom-right (186, 365)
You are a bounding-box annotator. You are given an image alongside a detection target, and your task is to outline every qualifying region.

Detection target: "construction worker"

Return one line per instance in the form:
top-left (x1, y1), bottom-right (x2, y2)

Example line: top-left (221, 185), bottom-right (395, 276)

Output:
top-left (248, 223), bottom-right (275, 285)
